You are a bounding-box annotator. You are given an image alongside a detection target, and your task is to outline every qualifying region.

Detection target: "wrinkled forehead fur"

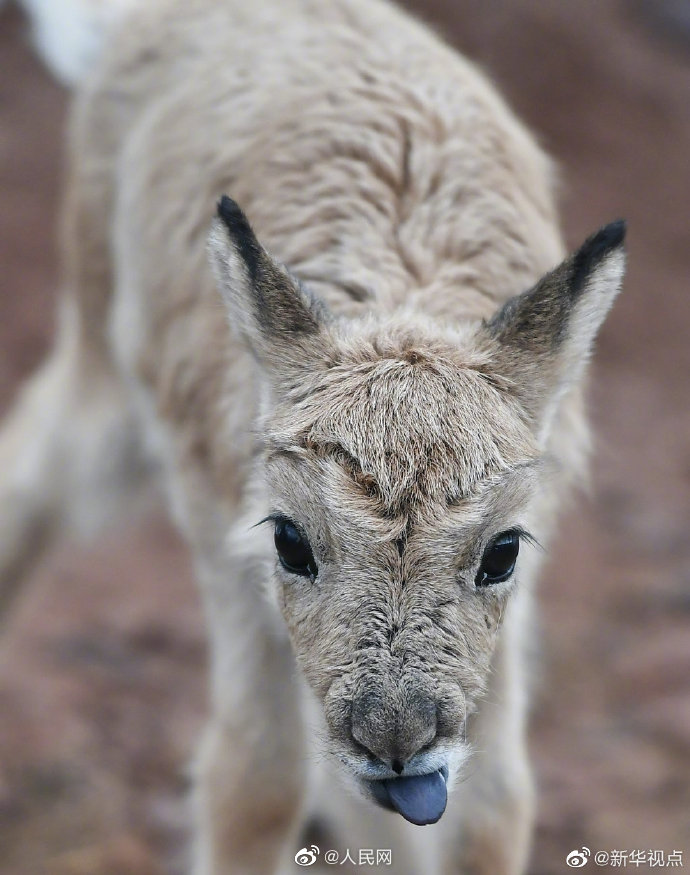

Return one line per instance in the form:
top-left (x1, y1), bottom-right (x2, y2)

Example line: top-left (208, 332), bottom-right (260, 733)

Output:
top-left (264, 322), bottom-right (537, 538)
top-left (210, 197), bottom-right (626, 546)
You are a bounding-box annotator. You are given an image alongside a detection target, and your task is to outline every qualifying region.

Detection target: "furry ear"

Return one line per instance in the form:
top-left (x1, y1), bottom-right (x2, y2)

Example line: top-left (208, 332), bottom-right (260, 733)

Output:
top-left (208, 196), bottom-right (332, 385)
top-left (485, 221), bottom-right (626, 432)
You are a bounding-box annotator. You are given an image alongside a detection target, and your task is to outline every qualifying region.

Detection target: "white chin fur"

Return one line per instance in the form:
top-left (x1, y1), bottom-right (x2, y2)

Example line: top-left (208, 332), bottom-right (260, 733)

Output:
top-left (443, 742), bottom-right (473, 791)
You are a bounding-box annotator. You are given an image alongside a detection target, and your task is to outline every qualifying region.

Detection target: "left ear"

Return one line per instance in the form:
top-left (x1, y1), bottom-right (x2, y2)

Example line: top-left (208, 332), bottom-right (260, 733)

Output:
top-left (484, 220), bottom-right (626, 430)
top-left (208, 196), bottom-right (333, 389)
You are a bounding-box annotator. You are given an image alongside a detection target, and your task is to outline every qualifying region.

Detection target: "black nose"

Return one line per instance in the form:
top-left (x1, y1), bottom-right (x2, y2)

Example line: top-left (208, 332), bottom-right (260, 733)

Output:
top-left (350, 691), bottom-right (437, 772)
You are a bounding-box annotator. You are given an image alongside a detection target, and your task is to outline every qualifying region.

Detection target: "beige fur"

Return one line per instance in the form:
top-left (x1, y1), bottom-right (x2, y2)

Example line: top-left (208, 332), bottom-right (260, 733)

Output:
top-left (0, 0), bottom-right (625, 872)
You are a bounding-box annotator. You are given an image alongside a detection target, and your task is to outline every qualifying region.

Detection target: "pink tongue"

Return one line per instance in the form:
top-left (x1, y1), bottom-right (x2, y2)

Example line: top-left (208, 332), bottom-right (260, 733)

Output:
top-left (382, 770), bottom-right (447, 826)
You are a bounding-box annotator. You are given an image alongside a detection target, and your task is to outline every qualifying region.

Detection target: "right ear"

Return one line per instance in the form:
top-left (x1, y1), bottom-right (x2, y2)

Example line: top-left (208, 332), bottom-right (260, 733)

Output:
top-left (208, 196), bottom-right (332, 385)
top-left (483, 221), bottom-right (626, 435)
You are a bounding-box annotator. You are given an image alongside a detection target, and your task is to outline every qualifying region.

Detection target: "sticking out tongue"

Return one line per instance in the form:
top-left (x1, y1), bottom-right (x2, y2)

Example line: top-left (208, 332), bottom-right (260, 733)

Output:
top-left (382, 770), bottom-right (447, 826)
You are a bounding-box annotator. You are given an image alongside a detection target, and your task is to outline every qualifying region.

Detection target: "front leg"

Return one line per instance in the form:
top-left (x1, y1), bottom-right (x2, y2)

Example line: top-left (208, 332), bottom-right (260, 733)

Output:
top-left (441, 593), bottom-right (535, 875)
top-left (191, 539), bottom-right (306, 875)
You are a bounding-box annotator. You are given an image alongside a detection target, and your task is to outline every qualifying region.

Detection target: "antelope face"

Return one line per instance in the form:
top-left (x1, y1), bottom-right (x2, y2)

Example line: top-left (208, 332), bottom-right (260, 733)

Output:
top-left (256, 347), bottom-right (543, 824)
top-left (209, 197), bottom-right (625, 823)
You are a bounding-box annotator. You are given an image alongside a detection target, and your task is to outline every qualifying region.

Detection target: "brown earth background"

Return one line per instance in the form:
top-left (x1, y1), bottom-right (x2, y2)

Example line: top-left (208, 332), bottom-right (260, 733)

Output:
top-left (1, 1), bottom-right (689, 873)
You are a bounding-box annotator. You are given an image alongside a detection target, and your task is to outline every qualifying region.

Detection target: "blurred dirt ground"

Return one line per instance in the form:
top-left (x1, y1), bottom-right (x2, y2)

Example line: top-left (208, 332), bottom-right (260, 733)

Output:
top-left (1, 1), bottom-right (689, 873)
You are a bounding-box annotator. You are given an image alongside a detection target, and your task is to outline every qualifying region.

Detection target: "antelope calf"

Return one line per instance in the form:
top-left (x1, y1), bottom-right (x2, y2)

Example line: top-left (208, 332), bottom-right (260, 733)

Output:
top-left (2, 0), bottom-right (625, 872)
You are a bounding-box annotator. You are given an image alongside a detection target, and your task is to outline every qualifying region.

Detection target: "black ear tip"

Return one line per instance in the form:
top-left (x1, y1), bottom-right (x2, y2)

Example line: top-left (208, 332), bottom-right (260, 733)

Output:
top-left (215, 195), bottom-right (262, 278)
top-left (568, 219), bottom-right (627, 297)
top-left (217, 194), bottom-right (249, 234)
top-left (582, 219), bottom-right (627, 258)
top-left (571, 218), bottom-right (627, 294)
top-left (584, 219), bottom-right (627, 259)
top-left (217, 194), bottom-right (238, 217)
top-left (600, 218), bottom-right (627, 249)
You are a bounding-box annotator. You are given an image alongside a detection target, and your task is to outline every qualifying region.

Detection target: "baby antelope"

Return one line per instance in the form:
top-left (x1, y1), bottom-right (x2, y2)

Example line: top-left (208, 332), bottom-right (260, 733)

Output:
top-left (0, 0), bottom-right (625, 872)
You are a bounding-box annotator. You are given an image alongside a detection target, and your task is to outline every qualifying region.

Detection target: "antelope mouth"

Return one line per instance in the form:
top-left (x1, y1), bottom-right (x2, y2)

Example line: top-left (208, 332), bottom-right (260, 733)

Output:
top-left (365, 765), bottom-right (449, 826)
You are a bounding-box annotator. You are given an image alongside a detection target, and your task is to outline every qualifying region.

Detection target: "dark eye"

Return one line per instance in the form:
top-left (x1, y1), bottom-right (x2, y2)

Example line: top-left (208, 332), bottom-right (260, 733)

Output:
top-left (274, 518), bottom-right (318, 579)
top-left (475, 530), bottom-right (520, 586)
